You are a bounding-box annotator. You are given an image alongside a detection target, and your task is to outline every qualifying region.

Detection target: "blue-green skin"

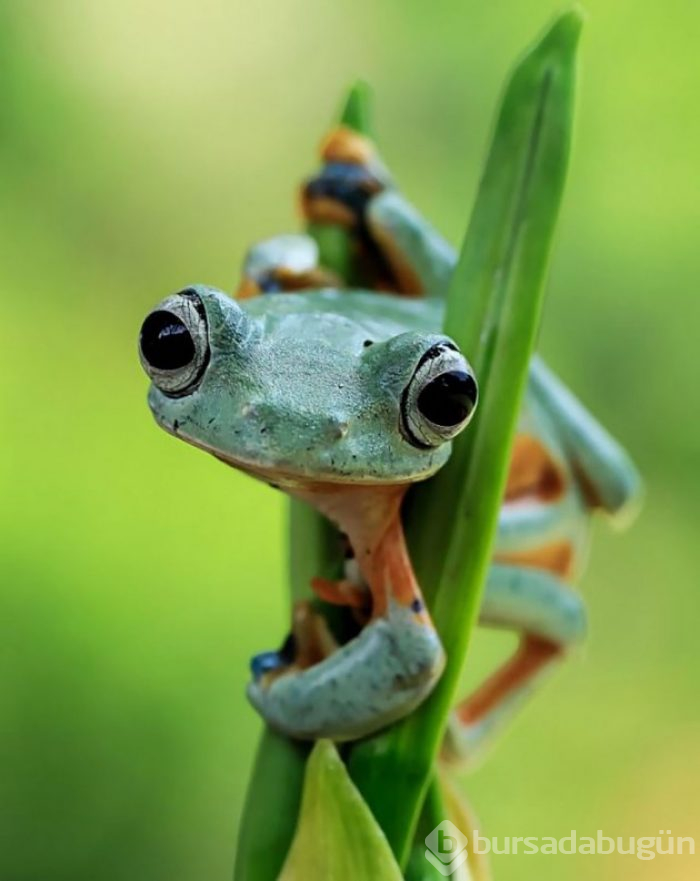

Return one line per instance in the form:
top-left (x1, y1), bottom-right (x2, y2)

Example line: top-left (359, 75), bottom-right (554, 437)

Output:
top-left (148, 290), bottom-right (452, 485)
top-left (142, 184), bottom-right (643, 754)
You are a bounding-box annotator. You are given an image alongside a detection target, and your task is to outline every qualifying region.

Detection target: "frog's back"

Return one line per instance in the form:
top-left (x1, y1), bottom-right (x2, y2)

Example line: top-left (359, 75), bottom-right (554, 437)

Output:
top-left (241, 288), bottom-right (444, 343)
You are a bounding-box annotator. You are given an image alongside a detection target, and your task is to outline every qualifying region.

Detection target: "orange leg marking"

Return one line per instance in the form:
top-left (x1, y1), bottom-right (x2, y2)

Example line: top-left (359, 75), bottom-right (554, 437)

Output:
top-left (235, 278), bottom-right (261, 300)
top-left (369, 224), bottom-right (425, 297)
top-left (367, 516), bottom-right (426, 619)
top-left (494, 541), bottom-right (575, 579)
top-left (289, 484), bottom-right (425, 622)
top-left (505, 434), bottom-right (566, 503)
top-left (457, 636), bottom-right (562, 726)
top-left (320, 126), bottom-right (376, 165)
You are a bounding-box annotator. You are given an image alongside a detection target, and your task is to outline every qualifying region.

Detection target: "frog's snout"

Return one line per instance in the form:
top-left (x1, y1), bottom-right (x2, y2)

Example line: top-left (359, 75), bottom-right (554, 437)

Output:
top-left (139, 289), bottom-right (211, 397)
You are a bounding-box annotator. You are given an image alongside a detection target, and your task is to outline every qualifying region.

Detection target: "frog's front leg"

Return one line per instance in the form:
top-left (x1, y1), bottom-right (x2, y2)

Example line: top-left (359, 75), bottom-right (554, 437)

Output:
top-left (442, 563), bottom-right (586, 769)
top-left (246, 488), bottom-right (445, 741)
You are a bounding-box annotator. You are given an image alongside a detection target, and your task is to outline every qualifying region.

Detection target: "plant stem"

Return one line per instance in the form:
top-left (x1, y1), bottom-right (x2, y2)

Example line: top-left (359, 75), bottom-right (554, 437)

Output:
top-left (233, 82), bottom-right (374, 881)
top-left (233, 730), bottom-right (308, 881)
top-left (405, 777), bottom-right (450, 881)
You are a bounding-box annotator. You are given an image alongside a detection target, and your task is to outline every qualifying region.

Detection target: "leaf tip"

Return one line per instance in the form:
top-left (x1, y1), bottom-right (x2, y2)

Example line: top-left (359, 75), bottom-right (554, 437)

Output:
top-left (541, 7), bottom-right (585, 56)
top-left (339, 80), bottom-right (374, 137)
top-left (279, 738), bottom-right (403, 881)
top-left (308, 737), bottom-right (337, 772)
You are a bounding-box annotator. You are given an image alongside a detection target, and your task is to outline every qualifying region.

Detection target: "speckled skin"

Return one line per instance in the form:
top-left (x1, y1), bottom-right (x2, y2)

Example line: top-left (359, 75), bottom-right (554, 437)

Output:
top-left (139, 126), bottom-right (642, 754)
top-left (248, 599), bottom-right (442, 740)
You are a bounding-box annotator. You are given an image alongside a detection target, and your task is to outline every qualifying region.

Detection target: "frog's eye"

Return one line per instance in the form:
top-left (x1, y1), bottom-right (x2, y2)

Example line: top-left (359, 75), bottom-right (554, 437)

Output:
top-left (401, 343), bottom-right (478, 448)
top-left (139, 291), bottom-right (210, 396)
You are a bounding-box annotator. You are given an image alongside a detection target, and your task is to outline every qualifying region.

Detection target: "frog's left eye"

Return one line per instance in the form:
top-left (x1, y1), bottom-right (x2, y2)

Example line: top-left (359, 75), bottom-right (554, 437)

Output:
top-left (401, 343), bottom-right (478, 448)
top-left (139, 291), bottom-right (209, 396)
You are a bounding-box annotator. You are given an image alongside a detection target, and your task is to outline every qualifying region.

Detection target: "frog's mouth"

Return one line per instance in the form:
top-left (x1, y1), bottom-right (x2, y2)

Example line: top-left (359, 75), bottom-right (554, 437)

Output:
top-left (151, 404), bottom-right (429, 488)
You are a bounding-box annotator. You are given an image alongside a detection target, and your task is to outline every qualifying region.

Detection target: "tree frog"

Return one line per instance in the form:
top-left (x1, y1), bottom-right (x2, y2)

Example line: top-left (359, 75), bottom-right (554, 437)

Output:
top-left (138, 126), bottom-right (642, 763)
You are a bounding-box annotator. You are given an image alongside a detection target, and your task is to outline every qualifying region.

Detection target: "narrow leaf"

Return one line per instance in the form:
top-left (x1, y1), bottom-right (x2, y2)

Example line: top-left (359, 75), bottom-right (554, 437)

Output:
top-left (233, 731), bottom-right (308, 881)
top-left (405, 778), bottom-right (455, 881)
top-left (339, 79), bottom-right (374, 137)
top-left (347, 9), bottom-right (583, 863)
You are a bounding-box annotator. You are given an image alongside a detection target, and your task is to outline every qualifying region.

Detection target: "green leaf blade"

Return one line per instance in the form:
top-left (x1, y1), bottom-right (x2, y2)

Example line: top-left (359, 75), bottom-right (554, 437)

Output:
top-left (339, 79), bottom-right (374, 136)
top-left (347, 9), bottom-right (583, 863)
top-left (233, 731), bottom-right (309, 881)
top-left (279, 741), bottom-right (403, 881)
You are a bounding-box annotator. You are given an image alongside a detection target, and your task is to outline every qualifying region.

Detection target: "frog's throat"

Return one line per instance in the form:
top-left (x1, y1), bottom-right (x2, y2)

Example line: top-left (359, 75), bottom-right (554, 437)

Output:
top-left (156, 415), bottom-right (439, 486)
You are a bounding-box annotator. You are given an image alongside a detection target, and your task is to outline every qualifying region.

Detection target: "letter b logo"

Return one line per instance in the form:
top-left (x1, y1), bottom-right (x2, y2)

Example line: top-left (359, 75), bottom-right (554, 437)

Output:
top-left (438, 830), bottom-right (456, 854)
top-left (425, 821), bottom-right (469, 875)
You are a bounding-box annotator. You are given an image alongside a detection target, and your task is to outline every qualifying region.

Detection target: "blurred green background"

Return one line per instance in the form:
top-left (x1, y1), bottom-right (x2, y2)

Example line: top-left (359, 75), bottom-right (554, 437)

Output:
top-left (1, 1), bottom-right (698, 879)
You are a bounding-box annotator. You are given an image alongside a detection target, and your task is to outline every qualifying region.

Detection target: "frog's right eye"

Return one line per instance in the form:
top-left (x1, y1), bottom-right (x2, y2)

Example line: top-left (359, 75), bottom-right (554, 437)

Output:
top-left (401, 342), bottom-right (478, 449)
top-left (139, 291), bottom-right (210, 396)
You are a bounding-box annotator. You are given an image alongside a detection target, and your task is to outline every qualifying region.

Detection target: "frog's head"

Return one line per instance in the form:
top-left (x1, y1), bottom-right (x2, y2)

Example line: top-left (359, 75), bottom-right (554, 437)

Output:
top-left (139, 285), bottom-right (478, 487)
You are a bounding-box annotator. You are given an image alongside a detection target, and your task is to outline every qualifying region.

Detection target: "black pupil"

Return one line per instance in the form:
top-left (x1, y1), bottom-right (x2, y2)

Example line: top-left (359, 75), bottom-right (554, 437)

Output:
top-left (140, 310), bottom-right (195, 371)
top-left (417, 370), bottom-right (478, 427)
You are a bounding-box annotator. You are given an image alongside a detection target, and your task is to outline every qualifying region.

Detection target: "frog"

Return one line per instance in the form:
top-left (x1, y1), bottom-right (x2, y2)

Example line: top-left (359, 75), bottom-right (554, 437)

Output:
top-left (138, 123), bottom-right (642, 763)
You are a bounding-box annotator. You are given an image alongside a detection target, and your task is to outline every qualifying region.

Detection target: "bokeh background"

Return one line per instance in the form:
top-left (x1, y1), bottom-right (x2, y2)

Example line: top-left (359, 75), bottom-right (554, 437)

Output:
top-left (2, 1), bottom-right (698, 879)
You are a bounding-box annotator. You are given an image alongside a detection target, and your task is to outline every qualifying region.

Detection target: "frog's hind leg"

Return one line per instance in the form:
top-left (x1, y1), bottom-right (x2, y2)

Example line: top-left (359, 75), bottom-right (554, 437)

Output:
top-left (442, 564), bottom-right (586, 770)
top-left (364, 190), bottom-right (456, 298)
top-left (235, 234), bottom-right (341, 300)
top-left (528, 356), bottom-right (644, 525)
top-left (301, 128), bottom-right (456, 297)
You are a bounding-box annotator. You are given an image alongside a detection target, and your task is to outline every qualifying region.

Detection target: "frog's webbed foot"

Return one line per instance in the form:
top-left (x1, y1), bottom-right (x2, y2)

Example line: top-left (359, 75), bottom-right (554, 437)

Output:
top-left (248, 509), bottom-right (446, 741)
top-left (300, 127), bottom-right (413, 292)
top-left (442, 564), bottom-right (586, 770)
top-left (301, 127), bottom-right (456, 297)
top-left (301, 132), bottom-right (386, 231)
top-left (250, 600), bottom-right (338, 681)
top-left (247, 598), bottom-right (444, 741)
top-left (236, 234), bottom-right (341, 300)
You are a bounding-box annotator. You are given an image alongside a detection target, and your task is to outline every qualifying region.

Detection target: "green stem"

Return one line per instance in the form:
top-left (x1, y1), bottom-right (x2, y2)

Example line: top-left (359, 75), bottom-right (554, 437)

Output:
top-left (405, 777), bottom-right (450, 881)
top-left (233, 730), bottom-right (308, 881)
top-left (233, 81), bottom-right (374, 881)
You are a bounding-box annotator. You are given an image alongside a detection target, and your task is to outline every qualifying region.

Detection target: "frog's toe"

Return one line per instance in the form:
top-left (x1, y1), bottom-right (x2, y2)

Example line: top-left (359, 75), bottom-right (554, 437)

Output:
top-left (250, 652), bottom-right (282, 679)
top-left (250, 633), bottom-right (296, 681)
top-left (246, 600), bottom-right (445, 741)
